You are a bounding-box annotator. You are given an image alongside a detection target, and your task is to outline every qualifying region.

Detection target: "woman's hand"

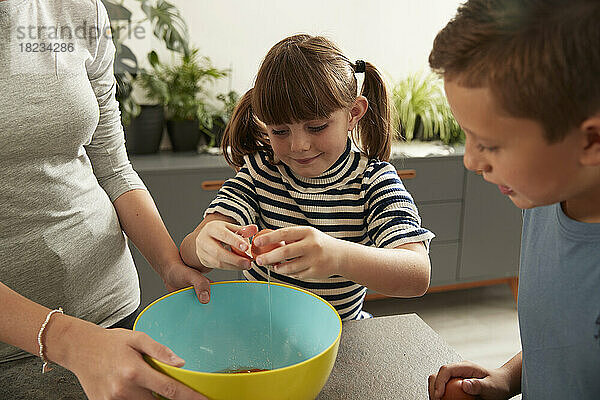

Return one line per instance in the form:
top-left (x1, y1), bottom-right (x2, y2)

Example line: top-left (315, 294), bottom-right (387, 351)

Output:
top-left (160, 257), bottom-right (213, 304)
top-left (428, 361), bottom-right (514, 400)
top-left (193, 220), bottom-right (258, 271)
top-left (54, 318), bottom-right (208, 400)
top-left (252, 226), bottom-right (347, 279)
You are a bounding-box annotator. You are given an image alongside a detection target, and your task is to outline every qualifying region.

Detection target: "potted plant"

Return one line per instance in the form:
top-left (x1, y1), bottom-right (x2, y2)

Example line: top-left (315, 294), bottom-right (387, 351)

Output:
top-left (102, 0), bottom-right (190, 154)
top-left (391, 71), bottom-right (464, 145)
top-left (138, 50), bottom-right (228, 152)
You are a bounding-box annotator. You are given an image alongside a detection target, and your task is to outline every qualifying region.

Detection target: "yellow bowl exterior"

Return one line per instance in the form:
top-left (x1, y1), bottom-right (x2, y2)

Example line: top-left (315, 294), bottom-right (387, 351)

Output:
top-left (148, 337), bottom-right (339, 400)
top-left (136, 281), bottom-right (342, 400)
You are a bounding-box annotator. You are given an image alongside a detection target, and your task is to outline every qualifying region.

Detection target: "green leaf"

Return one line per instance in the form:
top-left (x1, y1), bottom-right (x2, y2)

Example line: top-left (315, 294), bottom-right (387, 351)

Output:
top-left (101, 0), bottom-right (132, 21)
top-left (137, 0), bottom-right (190, 55)
top-left (147, 51), bottom-right (160, 69)
top-left (114, 43), bottom-right (138, 75)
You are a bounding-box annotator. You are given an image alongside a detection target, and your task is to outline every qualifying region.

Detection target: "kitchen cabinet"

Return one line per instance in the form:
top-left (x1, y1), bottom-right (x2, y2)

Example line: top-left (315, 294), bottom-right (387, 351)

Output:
top-left (130, 146), bottom-right (521, 307)
top-left (459, 170), bottom-right (522, 281)
top-left (392, 154), bottom-right (521, 295)
top-left (392, 156), bottom-right (465, 287)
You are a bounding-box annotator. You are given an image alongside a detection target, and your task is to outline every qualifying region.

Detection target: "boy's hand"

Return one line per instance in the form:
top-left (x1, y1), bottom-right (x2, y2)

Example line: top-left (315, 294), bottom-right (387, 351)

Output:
top-left (195, 220), bottom-right (258, 271)
top-left (428, 361), bottom-right (512, 400)
top-left (252, 226), bottom-right (346, 279)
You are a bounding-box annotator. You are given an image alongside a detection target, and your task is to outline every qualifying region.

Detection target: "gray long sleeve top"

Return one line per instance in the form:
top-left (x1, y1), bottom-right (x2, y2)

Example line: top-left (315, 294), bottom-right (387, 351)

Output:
top-left (0, 0), bottom-right (145, 362)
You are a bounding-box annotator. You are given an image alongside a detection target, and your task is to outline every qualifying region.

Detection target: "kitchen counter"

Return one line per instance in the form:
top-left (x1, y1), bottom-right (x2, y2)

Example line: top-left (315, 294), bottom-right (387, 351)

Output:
top-left (130, 142), bottom-right (463, 173)
top-left (1, 314), bottom-right (462, 399)
top-left (317, 314), bottom-right (462, 399)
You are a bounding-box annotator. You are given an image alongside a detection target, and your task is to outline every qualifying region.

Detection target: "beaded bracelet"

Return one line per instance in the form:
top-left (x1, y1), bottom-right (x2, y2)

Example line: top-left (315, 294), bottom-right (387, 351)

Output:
top-left (38, 307), bottom-right (64, 373)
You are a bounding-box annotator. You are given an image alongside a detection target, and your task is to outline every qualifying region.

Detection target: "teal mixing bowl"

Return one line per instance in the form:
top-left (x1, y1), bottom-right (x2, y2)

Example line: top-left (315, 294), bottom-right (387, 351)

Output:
top-left (133, 281), bottom-right (342, 400)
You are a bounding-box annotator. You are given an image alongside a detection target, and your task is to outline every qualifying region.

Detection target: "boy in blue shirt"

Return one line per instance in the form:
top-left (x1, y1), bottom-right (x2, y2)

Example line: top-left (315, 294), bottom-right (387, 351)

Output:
top-left (427, 0), bottom-right (600, 399)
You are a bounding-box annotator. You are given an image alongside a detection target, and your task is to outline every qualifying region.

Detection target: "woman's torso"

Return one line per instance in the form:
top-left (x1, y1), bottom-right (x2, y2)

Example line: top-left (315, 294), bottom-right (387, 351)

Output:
top-left (0, 0), bottom-right (140, 362)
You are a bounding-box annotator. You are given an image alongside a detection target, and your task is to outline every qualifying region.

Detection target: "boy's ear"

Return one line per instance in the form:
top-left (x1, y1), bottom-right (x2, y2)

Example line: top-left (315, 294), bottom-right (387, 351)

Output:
top-left (348, 96), bottom-right (368, 130)
top-left (579, 113), bottom-right (600, 166)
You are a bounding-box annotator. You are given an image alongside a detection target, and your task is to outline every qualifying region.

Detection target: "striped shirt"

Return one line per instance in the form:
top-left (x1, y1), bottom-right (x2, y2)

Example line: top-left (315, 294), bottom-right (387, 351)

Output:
top-left (204, 140), bottom-right (434, 320)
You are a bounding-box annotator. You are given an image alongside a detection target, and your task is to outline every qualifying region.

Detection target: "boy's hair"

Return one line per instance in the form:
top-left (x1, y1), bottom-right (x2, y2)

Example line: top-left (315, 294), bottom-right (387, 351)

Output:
top-left (222, 34), bottom-right (391, 168)
top-left (429, 0), bottom-right (600, 143)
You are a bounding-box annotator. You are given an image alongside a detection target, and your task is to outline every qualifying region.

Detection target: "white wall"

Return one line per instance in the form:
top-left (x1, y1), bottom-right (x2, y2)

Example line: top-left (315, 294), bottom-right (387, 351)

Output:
top-left (124, 0), bottom-right (463, 98)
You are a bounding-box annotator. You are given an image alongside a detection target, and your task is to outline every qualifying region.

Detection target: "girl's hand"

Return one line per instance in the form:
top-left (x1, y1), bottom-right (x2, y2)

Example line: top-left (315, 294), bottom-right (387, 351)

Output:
top-left (428, 361), bottom-right (513, 400)
top-left (61, 319), bottom-right (208, 400)
top-left (252, 226), bottom-right (347, 279)
top-left (194, 220), bottom-right (258, 271)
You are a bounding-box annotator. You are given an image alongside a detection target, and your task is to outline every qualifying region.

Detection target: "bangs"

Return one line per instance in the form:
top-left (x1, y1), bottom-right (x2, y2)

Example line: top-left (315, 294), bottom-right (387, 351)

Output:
top-left (253, 44), bottom-right (352, 125)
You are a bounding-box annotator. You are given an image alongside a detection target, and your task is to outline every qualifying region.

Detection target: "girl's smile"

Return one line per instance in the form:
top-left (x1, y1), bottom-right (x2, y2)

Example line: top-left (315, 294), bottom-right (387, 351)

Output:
top-left (292, 153), bottom-right (322, 164)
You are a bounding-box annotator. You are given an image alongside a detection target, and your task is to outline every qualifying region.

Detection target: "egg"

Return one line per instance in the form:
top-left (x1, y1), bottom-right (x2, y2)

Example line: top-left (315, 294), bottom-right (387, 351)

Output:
top-left (441, 378), bottom-right (476, 400)
top-left (251, 229), bottom-right (285, 260)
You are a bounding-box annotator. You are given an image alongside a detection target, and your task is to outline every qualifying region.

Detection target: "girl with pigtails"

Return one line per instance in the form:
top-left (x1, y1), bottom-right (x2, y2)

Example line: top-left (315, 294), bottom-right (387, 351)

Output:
top-left (181, 34), bottom-right (434, 320)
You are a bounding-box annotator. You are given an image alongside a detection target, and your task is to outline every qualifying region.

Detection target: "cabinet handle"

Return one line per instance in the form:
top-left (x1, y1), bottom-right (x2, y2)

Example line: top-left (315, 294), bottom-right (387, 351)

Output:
top-left (397, 169), bottom-right (416, 180)
top-left (202, 169), bottom-right (416, 191)
top-left (201, 180), bottom-right (226, 191)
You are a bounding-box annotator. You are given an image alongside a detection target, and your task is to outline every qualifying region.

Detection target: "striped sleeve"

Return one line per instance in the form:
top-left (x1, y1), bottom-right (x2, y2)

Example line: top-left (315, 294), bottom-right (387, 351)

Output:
top-left (364, 162), bottom-right (435, 249)
top-left (203, 164), bottom-right (259, 226)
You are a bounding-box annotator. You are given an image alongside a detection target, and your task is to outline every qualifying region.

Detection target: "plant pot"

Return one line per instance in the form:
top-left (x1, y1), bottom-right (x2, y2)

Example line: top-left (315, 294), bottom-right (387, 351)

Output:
top-left (124, 105), bottom-right (165, 155)
top-left (167, 119), bottom-right (201, 152)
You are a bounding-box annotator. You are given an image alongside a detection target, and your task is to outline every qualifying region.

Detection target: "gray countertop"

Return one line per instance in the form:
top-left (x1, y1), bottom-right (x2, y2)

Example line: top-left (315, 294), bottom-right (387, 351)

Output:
top-left (130, 142), bottom-right (464, 173)
top-left (318, 314), bottom-right (462, 399)
top-left (1, 314), bottom-right (462, 399)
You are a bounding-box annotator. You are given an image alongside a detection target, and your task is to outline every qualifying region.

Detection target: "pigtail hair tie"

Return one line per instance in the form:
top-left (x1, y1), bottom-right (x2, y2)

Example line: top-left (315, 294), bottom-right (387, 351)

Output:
top-left (354, 60), bottom-right (366, 74)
